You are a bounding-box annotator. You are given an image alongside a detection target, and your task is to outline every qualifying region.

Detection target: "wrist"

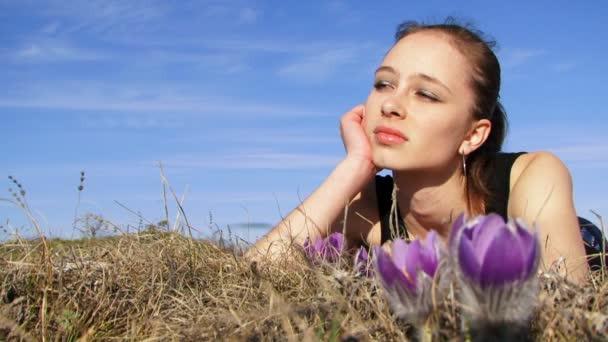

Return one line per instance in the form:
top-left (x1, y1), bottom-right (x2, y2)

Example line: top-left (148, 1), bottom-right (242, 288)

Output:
top-left (343, 155), bottom-right (376, 172)
top-left (338, 157), bottom-right (377, 183)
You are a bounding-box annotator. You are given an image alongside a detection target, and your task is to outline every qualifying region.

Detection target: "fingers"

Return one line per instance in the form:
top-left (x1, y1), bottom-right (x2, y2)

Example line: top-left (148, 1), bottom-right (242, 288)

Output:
top-left (341, 104), bottom-right (366, 127)
top-left (347, 104), bottom-right (365, 119)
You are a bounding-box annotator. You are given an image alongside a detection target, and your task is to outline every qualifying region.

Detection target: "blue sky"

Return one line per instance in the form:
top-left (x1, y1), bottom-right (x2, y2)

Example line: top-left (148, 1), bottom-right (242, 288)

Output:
top-left (1, 0), bottom-right (607, 243)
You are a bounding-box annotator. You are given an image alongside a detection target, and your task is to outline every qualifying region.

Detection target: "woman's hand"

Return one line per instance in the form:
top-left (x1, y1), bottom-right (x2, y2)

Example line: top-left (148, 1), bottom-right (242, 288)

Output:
top-left (247, 104), bottom-right (381, 260)
top-left (340, 104), bottom-right (378, 173)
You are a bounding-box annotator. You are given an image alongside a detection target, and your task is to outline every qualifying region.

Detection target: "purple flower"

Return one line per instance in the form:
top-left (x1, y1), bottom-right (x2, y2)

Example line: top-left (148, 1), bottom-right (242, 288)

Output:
top-left (450, 213), bottom-right (539, 288)
top-left (303, 232), bottom-right (345, 264)
top-left (353, 246), bottom-right (372, 277)
top-left (374, 231), bottom-right (444, 325)
top-left (449, 213), bottom-right (540, 325)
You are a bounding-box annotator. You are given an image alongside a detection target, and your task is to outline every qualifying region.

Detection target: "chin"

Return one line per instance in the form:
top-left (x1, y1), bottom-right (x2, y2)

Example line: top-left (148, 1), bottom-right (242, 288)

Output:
top-left (372, 153), bottom-right (406, 171)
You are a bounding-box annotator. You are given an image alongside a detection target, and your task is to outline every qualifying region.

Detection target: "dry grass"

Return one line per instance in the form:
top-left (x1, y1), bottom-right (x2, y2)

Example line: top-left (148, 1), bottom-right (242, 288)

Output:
top-left (0, 227), bottom-right (606, 342)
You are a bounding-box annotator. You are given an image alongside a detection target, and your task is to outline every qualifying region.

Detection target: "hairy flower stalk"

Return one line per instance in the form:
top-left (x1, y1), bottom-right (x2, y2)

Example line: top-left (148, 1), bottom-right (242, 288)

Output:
top-left (374, 231), bottom-right (445, 341)
top-left (303, 232), bottom-right (345, 264)
top-left (449, 213), bottom-right (541, 341)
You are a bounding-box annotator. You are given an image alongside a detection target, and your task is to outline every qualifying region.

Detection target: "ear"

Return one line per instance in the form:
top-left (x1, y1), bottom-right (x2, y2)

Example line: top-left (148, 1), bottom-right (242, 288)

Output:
top-left (459, 119), bottom-right (492, 155)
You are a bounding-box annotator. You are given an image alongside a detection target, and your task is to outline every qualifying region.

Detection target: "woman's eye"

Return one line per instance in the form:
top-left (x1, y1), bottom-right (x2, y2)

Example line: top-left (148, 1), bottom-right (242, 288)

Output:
top-left (416, 89), bottom-right (439, 101)
top-left (373, 80), bottom-right (393, 90)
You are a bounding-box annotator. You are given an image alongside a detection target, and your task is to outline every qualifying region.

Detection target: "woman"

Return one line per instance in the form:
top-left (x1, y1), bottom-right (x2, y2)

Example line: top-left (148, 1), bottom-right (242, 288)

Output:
top-left (247, 20), bottom-right (596, 282)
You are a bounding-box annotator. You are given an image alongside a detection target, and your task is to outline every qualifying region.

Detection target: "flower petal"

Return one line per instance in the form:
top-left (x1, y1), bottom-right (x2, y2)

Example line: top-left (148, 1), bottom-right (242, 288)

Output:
top-left (391, 238), bottom-right (409, 271)
top-left (354, 246), bottom-right (367, 266)
top-left (304, 237), bottom-right (321, 259)
top-left (375, 246), bottom-right (409, 289)
top-left (472, 213), bottom-right (506, 261)
top-left (513, 219), bottom-right (539, 278)
top-left (404, 239), bottom-right (421, 286)
top-left (313, 237), bottom-right (324, 256)
top-left (449, 212), bottom-right (467, 248)
top-left (354, 247), bottom-right (371, 276)
top-left (328, 232), bottom-right (345, 251)
top-left (458, 232), bottom-right (481, 282)
top-left (479, 227), bottom-right (526, 287)
top-left (355, 246), bottom-right (368, 264)
top-left (323, 233), bottom-right (345, 262)
top-left (419, 231), bottom-right (440, 277)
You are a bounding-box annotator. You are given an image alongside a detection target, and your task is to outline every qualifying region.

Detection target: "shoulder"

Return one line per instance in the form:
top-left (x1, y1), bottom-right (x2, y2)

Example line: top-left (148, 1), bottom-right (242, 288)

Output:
top-left (511, 151), bottom-right (572, 189)
top-left (508, 151), bottom-right (574, 217)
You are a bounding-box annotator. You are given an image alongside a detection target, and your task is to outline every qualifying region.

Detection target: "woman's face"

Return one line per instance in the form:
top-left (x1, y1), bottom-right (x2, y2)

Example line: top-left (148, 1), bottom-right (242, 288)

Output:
top-left (364, 31), bottom-right (477, 173)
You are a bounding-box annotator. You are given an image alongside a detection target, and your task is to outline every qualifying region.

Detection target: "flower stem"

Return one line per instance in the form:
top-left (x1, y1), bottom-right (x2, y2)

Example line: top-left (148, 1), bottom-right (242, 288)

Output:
top-left (411, 318), bottom-right (433, 342)
top-left (469, 320), bottom-right (531, 342)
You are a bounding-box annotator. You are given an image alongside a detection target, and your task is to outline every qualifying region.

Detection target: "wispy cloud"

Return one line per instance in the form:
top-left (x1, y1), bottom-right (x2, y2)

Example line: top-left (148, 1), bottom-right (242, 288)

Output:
top-left (3, 150), bottom-right (340, 180)
top-left (510, 122), bottom-right (607, 139)
top-left (79, 115), bottom-right (186, 130)
top-left (176, 127), bottom-right (337, 145)
top-left (149, 50), bottom-right (251, 72)
top-left (25, 0), bottom-right (266, 41)
top-left (11, 40), bottom-right (106, 63)
top-left (506, 123), bottom-right (608, 169)
top-left (548, 143), bottom-right (608, 166)
top-left (1, 160), bottom-right (160, 180)
top-left (194, 191), bottom-right (291, 204)
top-left (165, 152), bottom-right (340, 170)
top-left (111, 35), bottom-right (358, 54)
top-left (325, 0), bottom-right (361, 24)
top-left (550, 61), bottom-right (577, 72)
top-left (40, 0), bottom-right (167, 35)
top-left (41, 21), bottom-right (61, 35)
top-left (500, 48), bottom-right (545, 68)
top-left (278, 45), bottom-right (374, 83)
top-left (0, 81), bottom-right (330, 117)
top-left (238, 7), bottom-right (259, 24)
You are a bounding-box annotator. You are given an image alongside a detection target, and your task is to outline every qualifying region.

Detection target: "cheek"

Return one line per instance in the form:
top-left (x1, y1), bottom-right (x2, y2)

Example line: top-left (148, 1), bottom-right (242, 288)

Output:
top-left (426, 118), bottom-right (466, 149)
top-left (363, 102), bottom-right (375, 133)
top-left (416, 116), bottom-right (457, 145)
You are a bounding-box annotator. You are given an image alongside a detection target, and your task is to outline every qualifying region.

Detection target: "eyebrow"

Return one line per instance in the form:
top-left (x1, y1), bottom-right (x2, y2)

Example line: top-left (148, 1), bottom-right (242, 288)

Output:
top-left (374, 65), bottom-right (453, 95)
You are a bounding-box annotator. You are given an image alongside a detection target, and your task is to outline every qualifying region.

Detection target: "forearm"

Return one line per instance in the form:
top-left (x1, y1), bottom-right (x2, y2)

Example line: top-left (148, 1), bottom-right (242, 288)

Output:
top-left (247, 158), bottom-right (375, 258)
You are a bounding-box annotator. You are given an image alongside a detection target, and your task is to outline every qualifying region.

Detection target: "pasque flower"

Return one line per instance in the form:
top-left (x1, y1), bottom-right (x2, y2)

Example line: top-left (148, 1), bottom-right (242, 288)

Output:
top-left (449, 213), bottom-right (541, 339)
top-left (303, 232), bottom-right (345, 264)
top-left (374, 231), bottom-right (444, 326)
top-left (353, 246), bottom-right (372, 277)
top-left (450, 213), bottom-right (539, 288)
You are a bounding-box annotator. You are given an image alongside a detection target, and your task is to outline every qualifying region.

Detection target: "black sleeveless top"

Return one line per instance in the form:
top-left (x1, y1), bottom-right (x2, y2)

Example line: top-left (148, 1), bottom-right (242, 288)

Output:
top-left (375, 152), bottom-right (527, 243)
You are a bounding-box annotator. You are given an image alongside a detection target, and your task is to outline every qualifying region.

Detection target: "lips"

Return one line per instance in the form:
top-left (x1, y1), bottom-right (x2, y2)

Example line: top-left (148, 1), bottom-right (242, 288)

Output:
top-left (374, 125), bottom-right (407, 145)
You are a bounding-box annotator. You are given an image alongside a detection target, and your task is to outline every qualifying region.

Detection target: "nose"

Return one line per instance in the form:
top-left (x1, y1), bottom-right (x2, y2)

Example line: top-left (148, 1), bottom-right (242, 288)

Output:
top-left (380, 96), bottom-right (406, 118)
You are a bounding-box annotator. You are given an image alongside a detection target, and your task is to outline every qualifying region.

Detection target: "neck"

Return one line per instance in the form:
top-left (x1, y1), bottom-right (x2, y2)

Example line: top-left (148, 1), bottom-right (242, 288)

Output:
top-left (392, 165), bottom-right (467, 239)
